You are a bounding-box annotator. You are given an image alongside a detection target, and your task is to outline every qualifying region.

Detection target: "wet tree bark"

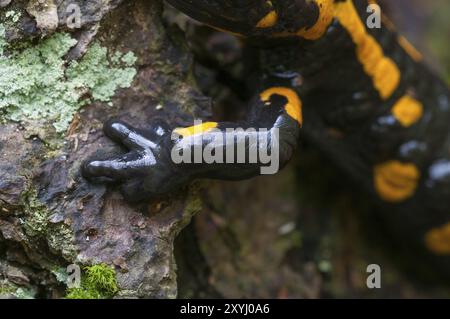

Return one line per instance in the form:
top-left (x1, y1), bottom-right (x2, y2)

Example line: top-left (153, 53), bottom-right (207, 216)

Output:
top-left (0, 0), bottom-right (210, 298)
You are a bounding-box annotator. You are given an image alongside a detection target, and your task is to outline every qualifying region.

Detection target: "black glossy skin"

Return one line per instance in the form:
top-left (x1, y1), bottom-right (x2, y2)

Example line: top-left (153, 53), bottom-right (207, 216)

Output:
top-left (83, 0), bottom-right (450, 278)
top-left (83, 84), bottom-right (300, 202)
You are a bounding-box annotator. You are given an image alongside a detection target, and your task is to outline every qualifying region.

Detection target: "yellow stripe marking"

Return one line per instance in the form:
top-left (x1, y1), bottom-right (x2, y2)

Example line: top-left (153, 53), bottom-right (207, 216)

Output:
top-left (296, 0), bottom-right (334, 40)
top-left (425, 223), bottom-right (450, 255)
top-left (256, 11), bottom-right (278, 28)
top-left (391, 95), bottom-right (423, 127)
top-left (334, 0), bottom-right (400, 100)
top-left (260, 87), bottom-right (303, 125)
top-left (374, 160), bottom-right (420, 202)
top-left (273, 0), bottom-right (334, 40)
top-left (174, 122), bottom-right (218, 138)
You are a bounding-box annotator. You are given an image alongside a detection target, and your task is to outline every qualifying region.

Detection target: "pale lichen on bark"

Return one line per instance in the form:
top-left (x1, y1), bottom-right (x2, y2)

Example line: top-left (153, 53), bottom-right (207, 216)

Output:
top-left (0, 0), bottom-right (205, 299)
top-left (0, 27), bottom-right (137, 135)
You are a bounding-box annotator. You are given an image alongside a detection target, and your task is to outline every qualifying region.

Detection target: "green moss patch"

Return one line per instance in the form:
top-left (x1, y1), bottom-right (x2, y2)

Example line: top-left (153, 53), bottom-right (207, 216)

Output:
top-left (66, 263), bottom-right (118, 299)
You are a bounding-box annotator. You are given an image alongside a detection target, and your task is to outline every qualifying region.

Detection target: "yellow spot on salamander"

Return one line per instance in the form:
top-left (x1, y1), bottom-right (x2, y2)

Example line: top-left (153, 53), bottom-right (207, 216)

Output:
top-left (391, 95), bottom-right (423, 127)
top-left (398, 36), bottom-right (423, 62)
top-left (260, 87), bottom-right (303, 125)
top-left (174, 122), bottom-right (218, 138)
top-left (334, 0), bottom-right (400, 100)
top-left (296, 0), bottom-right (334, 40)
top-left (425, 223), bottom-right (450, 255)
top-left (374, 160), bottom-right (420, 202)
top-left (273, 0), bottom-right (334, 40)
top-left (256, 11), bottom-right (278, 28)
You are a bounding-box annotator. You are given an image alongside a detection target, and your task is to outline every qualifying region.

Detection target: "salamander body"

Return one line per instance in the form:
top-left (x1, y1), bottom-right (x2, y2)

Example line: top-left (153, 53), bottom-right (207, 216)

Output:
top-left (82, 0), bottom-right (450, 279)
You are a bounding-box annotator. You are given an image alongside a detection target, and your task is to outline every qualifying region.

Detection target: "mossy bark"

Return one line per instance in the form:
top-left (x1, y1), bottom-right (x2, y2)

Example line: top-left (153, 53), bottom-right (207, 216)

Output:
top-left (0, 0), bottom-right (206, 298)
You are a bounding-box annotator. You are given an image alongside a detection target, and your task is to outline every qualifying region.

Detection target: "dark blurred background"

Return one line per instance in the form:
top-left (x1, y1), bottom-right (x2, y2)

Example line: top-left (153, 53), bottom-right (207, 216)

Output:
top-left (382, 0), bottom-right (450, 83)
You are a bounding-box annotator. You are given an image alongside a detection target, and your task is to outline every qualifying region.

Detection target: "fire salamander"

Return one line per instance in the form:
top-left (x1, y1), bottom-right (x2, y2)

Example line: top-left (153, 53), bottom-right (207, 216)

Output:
top-left (82, 0), bottom-right (450, 279)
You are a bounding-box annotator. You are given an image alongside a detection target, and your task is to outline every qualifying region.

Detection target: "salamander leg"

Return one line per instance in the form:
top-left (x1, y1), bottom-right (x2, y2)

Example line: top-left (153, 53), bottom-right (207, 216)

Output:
top-left (82, 77), bottom-right (303, 202)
